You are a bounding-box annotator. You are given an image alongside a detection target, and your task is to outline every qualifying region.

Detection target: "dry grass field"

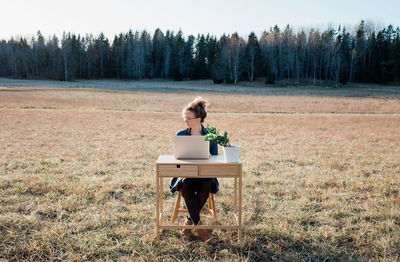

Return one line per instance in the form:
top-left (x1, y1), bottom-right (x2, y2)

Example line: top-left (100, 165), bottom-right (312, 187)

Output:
top-left (1, 82), bottom-right (400, 261)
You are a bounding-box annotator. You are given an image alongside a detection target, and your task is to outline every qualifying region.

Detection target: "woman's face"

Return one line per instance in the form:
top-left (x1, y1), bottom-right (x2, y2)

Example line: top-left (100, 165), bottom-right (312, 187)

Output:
top-left (183, 110), bottom-right (201, 129)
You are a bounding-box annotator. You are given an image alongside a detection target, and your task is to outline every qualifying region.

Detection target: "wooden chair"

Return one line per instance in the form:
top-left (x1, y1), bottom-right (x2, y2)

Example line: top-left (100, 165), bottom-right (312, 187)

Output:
top-left (170, 189), bottom-right (217, 224)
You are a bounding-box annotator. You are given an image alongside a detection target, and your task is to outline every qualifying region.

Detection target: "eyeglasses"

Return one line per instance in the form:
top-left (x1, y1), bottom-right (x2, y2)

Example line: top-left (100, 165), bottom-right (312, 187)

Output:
top-left (183, 116), bottom-right (199, 121)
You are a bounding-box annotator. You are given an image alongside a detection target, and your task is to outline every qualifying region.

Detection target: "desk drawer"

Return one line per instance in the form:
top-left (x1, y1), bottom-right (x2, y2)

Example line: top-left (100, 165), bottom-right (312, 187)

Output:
top-left (158, 164), bottom-right (198, 177)
top-left (199, 165), bottom-right (239, 177)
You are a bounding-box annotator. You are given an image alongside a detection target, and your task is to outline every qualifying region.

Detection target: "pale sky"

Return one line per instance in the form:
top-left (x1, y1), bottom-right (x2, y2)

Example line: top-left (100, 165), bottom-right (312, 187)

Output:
top-left (1, 0), bottom-right (399, 41)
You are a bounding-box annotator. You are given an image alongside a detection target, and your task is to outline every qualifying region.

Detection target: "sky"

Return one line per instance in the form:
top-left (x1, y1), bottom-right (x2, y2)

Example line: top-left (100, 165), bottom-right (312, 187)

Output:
top-left (1, 0), bottom-right (400, 41)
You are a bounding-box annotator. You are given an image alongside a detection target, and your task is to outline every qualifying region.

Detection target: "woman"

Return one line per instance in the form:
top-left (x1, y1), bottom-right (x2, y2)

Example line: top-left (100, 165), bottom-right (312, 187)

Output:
top-left (169, 97), bottom-right (219, 242)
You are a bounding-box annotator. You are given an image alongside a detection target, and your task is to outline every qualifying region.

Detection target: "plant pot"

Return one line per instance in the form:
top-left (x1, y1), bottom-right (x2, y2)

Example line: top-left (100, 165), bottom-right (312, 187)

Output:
top-left (223, 145), bottom-right (241, 163)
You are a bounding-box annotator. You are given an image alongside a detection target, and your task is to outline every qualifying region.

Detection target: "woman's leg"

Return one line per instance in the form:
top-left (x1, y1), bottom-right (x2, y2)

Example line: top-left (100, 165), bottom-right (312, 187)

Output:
top-left (182, 178), bottom-right (212, 225)
top-left (197, 179), bottom-right (212, 212)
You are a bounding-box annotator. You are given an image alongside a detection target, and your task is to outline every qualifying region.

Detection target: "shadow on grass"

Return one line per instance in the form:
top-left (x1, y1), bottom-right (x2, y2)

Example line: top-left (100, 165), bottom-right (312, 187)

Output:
top-left (154, 192), bottom-right (360, 262)
top-left (158, 228), bottom-right (359, 261)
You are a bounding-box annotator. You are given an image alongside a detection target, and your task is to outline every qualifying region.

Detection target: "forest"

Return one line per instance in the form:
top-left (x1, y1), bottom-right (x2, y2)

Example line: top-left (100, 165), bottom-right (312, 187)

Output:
top-left (0, 20), bottom-right (399, 86)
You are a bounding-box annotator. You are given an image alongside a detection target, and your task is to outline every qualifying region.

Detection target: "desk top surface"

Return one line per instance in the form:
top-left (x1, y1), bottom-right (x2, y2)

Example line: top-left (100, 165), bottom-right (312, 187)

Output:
top-left (156, 155), bottom-right (242, 165)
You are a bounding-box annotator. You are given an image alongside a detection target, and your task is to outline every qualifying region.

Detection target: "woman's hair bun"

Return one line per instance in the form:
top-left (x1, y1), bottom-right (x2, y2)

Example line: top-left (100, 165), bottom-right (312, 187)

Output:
top-left (192, 96), bottom-right (208, 109)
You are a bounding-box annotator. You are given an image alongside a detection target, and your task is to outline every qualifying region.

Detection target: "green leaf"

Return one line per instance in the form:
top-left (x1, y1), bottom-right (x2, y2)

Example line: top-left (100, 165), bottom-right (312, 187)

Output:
top-left (204, 125), bottom-right (232, 147)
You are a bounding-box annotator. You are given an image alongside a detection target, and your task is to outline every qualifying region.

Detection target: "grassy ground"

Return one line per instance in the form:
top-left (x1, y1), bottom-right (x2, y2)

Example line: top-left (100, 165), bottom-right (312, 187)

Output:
top-left (0, 83), bottom-right (399, 261)
top-left (1, 77), bottom-right (400, 97)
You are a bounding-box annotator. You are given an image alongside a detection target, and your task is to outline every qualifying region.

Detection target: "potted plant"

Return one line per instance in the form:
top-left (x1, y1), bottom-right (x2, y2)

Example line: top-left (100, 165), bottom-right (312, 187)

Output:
top-left (204, 124), bottom-right (241, 163)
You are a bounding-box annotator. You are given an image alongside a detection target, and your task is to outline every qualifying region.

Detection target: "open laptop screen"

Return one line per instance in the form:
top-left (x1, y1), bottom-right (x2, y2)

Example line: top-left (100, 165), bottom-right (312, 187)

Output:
top-left (173, 136), bottom-right (210, 159)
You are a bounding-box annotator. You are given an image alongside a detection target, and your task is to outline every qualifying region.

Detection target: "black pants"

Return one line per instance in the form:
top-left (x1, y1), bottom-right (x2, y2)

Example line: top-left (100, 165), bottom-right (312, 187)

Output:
top-left (181, 178), bottom-right (212, 225)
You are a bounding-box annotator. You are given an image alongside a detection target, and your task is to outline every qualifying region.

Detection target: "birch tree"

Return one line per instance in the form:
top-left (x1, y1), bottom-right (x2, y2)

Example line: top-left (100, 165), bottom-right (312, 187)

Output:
top-left (229, 33), bottom-right (245, 84)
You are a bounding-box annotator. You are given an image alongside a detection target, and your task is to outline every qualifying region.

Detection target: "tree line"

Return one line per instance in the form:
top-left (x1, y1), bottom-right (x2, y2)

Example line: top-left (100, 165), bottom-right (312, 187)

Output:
top-left (0, 20), bottom-right (399, 86)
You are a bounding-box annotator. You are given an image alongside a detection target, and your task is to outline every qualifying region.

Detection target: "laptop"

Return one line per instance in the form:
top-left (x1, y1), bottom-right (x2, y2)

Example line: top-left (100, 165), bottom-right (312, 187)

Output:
top-left (174, 136), bottom-right (210, 159)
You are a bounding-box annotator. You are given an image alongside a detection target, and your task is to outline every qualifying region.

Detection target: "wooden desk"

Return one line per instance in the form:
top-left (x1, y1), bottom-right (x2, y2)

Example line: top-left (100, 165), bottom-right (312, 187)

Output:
top-left (155, 155), bottom-right (242, 240)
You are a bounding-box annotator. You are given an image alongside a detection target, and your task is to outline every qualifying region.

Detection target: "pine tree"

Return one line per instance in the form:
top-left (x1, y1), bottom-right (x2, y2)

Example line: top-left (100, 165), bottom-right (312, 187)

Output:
top-left (355, 20), bottom-right (367, 81)
top-left (194, 34), bottom-right (208, 79)
top-left (152, 28), bottom-right (164, 78)
top-left (183, 35), bottom-right (195, 78)
top-left (172, 30), bottom-right (185, 80)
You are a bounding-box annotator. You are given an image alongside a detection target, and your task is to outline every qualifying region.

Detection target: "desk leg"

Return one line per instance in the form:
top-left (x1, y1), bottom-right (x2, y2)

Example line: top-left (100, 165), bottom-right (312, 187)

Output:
top-left (234, 177), bottom-right (237, 214)
top-left (238, 166), bottom-right (242, 240)
top-left (160, 176), bottom-right (163, 226)
top-left (155, 166), bottom-right (160, 240)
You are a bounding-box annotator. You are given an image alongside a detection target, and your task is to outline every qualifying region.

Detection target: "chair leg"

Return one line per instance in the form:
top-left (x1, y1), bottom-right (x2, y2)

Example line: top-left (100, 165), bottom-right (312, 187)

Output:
top-left (171, 190), bottom-right (182, 224)
top-left (211, 193), bottom-right (217, 223)
top-left (208, 193), bottom-right (212, 211)
top-left (172, 191), bottom-right (218, 224)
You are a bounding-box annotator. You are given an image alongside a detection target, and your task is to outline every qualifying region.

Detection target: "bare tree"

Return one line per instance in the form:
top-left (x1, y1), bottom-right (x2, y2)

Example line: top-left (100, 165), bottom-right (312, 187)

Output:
top-left (61, 32), bottom-right (70, 81)
top-left (162, 31), bottom-right (172, 78)
top-left (309, 29), bottom-right (321, 85)
top-left (85, 34), bottom-right (94, 79)
top-left (229, 33), bottom-right (245, 84)
top-left (331, 36), bottom-right (343, 87)
top-left (349, 47), bottom-right (357, 83)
